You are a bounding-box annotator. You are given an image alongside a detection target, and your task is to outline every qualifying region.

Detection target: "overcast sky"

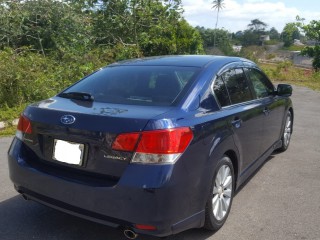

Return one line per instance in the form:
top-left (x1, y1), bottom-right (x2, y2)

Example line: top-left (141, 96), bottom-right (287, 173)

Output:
top-left (181, 0), bottom-right (320, 33)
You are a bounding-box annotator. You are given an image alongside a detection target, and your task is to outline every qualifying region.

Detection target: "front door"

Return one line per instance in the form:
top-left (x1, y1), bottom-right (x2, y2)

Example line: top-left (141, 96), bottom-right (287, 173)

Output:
top-left (214, 68), bottom-right (265, 174)
top-left (244, 68), bottom-right (285, 154)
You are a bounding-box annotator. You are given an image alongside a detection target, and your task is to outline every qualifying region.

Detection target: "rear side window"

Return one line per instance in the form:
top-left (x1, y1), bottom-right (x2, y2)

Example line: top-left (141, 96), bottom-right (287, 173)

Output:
top-left (213, 76), bottom-right (231, 107)
top-left (221, 68), bottom-right (253, 104)
top-left (244, 68), bottom-right (275, 98)
top-left (62, 66), bottom-right (199, 106)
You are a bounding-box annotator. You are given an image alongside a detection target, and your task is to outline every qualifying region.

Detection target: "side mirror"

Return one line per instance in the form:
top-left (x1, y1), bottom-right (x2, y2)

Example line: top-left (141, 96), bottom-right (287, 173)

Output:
top-left (277, 84), bottom-right (292, 97)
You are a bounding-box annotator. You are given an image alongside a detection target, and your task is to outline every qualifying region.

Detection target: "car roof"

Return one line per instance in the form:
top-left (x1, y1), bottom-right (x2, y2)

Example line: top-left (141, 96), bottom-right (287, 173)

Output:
top-left (109, 55), bottom-right (250, 68)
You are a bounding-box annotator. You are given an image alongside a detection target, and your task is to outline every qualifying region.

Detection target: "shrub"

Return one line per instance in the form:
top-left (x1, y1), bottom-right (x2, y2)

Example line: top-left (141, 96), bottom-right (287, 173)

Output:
top-left (239, 46), bottom-right (265, 62)
top-left (282, 45), bottom-right (305, 51)
top-left (0, 47), bottom-right (122, 109)
top-left (0, 48), bottom-right (60, 107)
top-left (266, 53), bottom-right (276, 60)
top-left (264, 39), bottom-right (280, 45)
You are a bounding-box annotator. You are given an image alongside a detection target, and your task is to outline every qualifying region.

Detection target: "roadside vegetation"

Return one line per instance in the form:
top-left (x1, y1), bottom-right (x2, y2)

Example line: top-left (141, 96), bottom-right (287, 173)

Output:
top-left (260, 63), bottom-right (320, 90)
top-left (0, 0), bottom-right (319, 135)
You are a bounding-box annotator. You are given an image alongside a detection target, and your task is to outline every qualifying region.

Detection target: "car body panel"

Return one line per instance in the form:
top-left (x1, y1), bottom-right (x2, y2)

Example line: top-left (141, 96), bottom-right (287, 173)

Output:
top-left (7, 55), bottom-right (293, 237)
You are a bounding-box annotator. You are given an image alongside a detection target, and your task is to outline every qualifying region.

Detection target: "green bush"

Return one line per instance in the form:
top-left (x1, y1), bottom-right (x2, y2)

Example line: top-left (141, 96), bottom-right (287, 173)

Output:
top-left (266, 53), bottom-right (276, 60)
top-left (239, 46), bottom-right (265, 62)
top-left (0, 47), bottom-right (120, 110)
top-left (0, 48), bottom-right (58, 107)
top-left (264, 39), bottom-right (280, 45)
top-left (0, 104), bottom-right (26, 122)
top-left (282, 45), bottom-right (305, 51)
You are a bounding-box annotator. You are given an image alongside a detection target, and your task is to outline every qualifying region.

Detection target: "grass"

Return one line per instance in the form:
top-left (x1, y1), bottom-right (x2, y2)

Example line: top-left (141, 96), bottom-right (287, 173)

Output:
top-left (0, 105), bottom-right (25, 136)
top-left (1, 63), bottom-right (320, 137)
top-left (0, 125), bottom-right (17, 137)
top-left (259, 62), bottom-right (320, 91)
top-left (282, 45), bottom-right (305, 51)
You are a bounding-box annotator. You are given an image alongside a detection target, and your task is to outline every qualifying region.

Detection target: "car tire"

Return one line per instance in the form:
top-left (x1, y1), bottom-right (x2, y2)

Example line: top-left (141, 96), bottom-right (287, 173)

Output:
top-left (278, 111), bottom-right (293, 152)
top-left (204, 156), bottom-right (235, 231)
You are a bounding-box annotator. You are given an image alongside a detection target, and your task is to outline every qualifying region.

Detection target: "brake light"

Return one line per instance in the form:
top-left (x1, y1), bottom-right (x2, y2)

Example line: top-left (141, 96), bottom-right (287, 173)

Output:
top-left (112, 127), bottom-right (193, 164)
top-left (136, 128), bottom-right (193, 154)
top-left (17, 115), bottom-right (32, 134)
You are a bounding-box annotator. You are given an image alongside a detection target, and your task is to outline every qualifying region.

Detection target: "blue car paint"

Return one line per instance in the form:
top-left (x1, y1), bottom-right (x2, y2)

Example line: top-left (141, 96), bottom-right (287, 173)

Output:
top-left (8, 55), bottom-right (293, 237)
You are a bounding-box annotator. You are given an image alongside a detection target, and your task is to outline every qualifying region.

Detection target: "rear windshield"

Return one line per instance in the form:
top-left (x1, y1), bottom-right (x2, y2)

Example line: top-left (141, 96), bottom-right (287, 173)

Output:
top-left (61, 65), bottom-right (200, 106)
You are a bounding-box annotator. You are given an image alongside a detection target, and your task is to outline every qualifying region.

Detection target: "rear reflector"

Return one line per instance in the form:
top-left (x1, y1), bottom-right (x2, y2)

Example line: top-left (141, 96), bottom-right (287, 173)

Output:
top-left (134, 224), bottom-right (157, 231)
top-left (17, 115), bottom-right (32, 134)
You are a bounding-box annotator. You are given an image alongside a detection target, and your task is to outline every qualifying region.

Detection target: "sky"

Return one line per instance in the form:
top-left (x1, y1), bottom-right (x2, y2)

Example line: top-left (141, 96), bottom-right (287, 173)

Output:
top-left (181, 0), bottom-right (320, 33)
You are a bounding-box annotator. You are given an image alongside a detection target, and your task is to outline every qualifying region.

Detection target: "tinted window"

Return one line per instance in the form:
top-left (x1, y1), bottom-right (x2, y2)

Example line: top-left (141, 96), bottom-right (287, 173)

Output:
top-left (62, 66), bottom-right (199, 106)
top-left (213, 76), bottom-right (231, 107)
top-left (244, 68), bottom-right (274, 98)
top-left (222, 68), bottom-right (253, 104)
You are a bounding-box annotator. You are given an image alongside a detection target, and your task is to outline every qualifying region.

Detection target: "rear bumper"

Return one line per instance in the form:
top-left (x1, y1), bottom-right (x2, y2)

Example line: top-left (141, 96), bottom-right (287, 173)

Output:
top-left (8, 138), bottom-right (205, 237)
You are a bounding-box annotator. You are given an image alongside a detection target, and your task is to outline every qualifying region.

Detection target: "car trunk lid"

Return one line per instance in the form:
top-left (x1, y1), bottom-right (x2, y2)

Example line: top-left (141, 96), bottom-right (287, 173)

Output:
top-left (19, 97), bottom-right (172, 180)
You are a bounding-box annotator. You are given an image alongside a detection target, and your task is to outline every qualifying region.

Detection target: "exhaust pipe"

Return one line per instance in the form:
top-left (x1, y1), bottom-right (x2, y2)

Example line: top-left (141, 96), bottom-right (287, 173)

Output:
top-left (123, 229), bottom-right (138, 239)
top-left (14, 186), bottom-right (29, 201)
top-left (21, 194), bottom-right (29, 200)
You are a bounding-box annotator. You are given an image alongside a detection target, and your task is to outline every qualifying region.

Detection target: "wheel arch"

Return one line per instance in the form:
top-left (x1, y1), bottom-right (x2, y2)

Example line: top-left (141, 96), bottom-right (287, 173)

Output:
top-left (288, 107), bottom-right (294, 133)
top-left (224, 150), bottom-right (239, 189)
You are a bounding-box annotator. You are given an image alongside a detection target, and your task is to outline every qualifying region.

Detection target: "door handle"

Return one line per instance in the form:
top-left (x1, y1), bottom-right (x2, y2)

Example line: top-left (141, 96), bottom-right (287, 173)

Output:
top-left (263, 107), bottom-right (270, 116)
top-left (231, 118), bottom-right (242, 129)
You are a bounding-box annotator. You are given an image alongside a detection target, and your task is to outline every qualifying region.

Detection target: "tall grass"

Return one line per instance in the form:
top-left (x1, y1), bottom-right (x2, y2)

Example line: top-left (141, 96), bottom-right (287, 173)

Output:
top-left (259, 62), bottom-right (320, 90)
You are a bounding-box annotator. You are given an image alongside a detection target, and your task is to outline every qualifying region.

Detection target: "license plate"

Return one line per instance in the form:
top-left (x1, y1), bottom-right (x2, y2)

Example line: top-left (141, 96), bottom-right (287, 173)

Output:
top-left (53, 139), bottom-right (84, 166)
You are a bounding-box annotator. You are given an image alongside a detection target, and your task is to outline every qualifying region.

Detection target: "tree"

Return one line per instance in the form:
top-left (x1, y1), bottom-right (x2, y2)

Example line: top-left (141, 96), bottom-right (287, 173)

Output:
top-left (281, 23), bottom-right (300, 47)
top-left (234, 19), bottom-right (268, 46)
top-left (269, 27), bottom-right (280, 40)
top-left (175, 20), bottom-right (204, 54)
top-left (212, 0), bottom-right (225, 47)
top-left (0, 0), bottom-right (202, 58)
top-left (241, 29), bottom-right (261, 46)
top-left (88, 0), bottom-right (202, 56)
top-left (197, 27), bottom-right (233, 55)
top-left (248, 19), bottom-right (267, 33)
top-left (302, 20), bottom-right (320, 42)
top-left (0, 0), bottom-right (93, 57)
top-left (300, 20), bottom-right (320, 71)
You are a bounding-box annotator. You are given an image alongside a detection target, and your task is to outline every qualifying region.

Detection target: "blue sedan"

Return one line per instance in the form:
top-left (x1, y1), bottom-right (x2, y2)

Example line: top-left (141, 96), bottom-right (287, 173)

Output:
top-left (8, 55), bottom-right (293, 238)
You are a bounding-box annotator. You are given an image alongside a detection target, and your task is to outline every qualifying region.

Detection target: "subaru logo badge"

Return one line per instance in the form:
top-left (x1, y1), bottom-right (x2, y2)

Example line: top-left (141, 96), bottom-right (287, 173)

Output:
top-left (60, 115), bottom-right (76, 125)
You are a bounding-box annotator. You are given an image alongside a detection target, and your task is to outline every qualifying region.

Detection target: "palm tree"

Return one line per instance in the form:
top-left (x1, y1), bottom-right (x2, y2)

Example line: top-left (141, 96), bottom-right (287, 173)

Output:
top-left (212, 0), bottom-right (225, 48)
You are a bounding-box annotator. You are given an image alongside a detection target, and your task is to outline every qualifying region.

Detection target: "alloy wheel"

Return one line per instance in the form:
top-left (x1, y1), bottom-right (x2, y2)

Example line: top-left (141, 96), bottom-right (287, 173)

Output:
top-left (283, 113), bottom-right (292, 147)
top-left (212, 165), bottom-right (233, 221)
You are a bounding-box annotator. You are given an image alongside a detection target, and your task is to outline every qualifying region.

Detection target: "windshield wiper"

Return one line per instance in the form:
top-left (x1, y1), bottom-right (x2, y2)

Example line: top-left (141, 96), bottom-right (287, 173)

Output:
top-left (58, 92), bottom-right (94, 101)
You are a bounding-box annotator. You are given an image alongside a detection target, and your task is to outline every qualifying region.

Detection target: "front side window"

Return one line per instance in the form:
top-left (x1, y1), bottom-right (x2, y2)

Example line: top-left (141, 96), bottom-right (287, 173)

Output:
top-left (221, 68), bottom-right (253, 105)
top-left (244, 68), bottom-right (274, 99)
top-left (60, 66), bottom-right (200, 106)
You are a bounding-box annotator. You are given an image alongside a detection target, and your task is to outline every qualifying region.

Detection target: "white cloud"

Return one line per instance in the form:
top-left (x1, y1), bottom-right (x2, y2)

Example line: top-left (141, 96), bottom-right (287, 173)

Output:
top-left (181, 0), bottom-right (320, 33)
top-left (246, 0), bottom-right (264, 3)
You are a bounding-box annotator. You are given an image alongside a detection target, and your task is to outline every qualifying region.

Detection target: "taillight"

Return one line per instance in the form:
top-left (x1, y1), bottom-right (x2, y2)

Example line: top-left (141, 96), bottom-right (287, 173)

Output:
top-left (136, 128), bottom-right (193, 154)
top-left (112, 127), bottom-right (193, 164)
top-left (112, 133), bottom-right (140, 151)
top-left (17, 115), bottom-right (32, 134)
